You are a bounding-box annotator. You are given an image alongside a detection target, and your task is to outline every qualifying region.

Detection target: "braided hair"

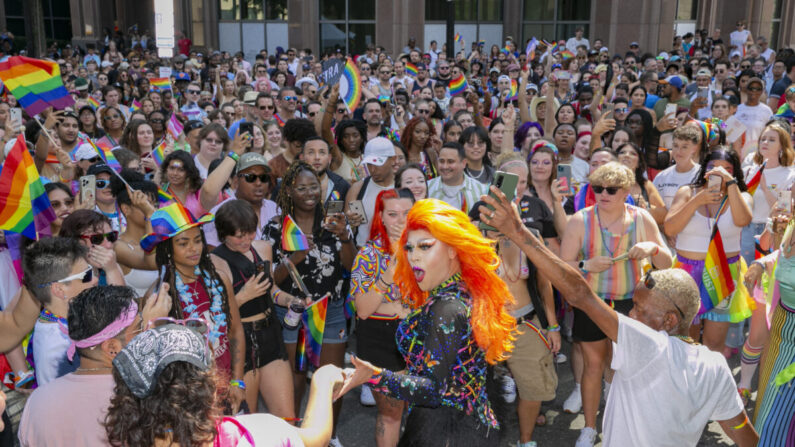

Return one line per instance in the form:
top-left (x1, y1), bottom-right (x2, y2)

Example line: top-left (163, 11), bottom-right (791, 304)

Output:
top-left (275, 160), bottom-right (325, 235)
top-left (154, 230), bottom-right (231, 323)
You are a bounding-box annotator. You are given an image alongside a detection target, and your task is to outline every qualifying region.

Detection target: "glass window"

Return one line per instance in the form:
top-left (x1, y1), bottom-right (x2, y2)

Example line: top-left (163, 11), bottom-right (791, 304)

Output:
top-left (320, 0), bottom-right (376, 54)
top-left (6, 0), bottom-right (24, 16)
top-left (349, 0), bottom-right (375, 20)
top-left (675, 0), bottom-right (698, 21)
top-left (348, 23), bottom-right (376, 54)
top-left (240, 0), bottom-right (264, 20)
top-left (524, 0), bottom-right (555, 21)
top-left (219, 0), bottom-right (237, 20)
top-left (479, 0), bottom-right (503, 22)
top-left (559, 0), bottom-right (590, 21)
top-left (523, 0), bottom-right (590, 42)
top-left (320, 23), bottom-right (347, 54)
top-left (426, 0), bottom-right (501, 22)
top-left (455, 0), bottom-right (478, 21)
top-left (321, 0), bottom-right (346, 20)
top-left (265, 0), bottom-right (288, 20)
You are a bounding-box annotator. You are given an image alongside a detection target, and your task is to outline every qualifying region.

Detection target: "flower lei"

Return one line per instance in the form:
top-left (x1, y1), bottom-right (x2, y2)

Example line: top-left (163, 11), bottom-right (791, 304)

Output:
top-left (175, 265), bottom-right (227, 345)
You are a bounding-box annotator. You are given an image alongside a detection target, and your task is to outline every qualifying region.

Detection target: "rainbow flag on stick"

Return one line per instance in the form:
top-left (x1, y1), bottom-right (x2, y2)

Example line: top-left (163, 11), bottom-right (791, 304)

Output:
top-left (454, 33), bottom-right (463, 44)
top-left (405, 62), bottom-right (418, 77)
top-left (157, 187), bottom-right (175, 205)
top-left (701, 199), bottom-right (735, 313)
top-left (0, 134), bottom-right (56, 239)
top-left (301, 294), bottom-right (328, 369)
top-left (85, 136), bottom-right (121, 172)
top-left (505, 79), bottom-right (518, 101)
top-left (150, 77), bottom-right (171, 92)
top-left (745, 161), bottom-right (765, 196)
top-left (281, 214), bottom-right (310, 251)
top-left (525, 37), bottom-right (539, 64)
top-left (87, 96), bottom-right (100, 110)
top-left (152, 139), bottom-right (168, 167)
top-left (448, 75), bottom-right (469, 96)
top-left (0, 56), bottom-right (75, 116)
top-left (559, 50), bottom-right (575, 60)
top-left (129, 98), bottom-right (142, 113)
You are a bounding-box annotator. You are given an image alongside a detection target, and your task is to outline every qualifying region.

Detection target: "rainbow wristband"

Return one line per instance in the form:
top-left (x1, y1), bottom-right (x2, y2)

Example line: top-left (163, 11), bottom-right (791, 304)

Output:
top-left (547, 324), bottom-right (561, 332)
top-left (230, 379), bottom-right (246, 390)
top-left (367, 367), bottom-right (383, 385)
top-left (731, 416), bottom-right (748, 430)
top-left (227, 152), bottom-right (240, 162)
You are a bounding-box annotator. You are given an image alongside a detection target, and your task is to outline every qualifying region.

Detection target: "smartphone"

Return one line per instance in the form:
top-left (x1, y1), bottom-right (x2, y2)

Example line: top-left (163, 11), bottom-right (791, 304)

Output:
top-left (557, 71), bottom-right (571, 80)
top-left (348, 200), bottom-right (368, 224)
top-left (697, 87), bottom-right (709, 99)
top-left (239, 121), bottom-right (254, 137)
top-left (479, 171), bottom-right (519, 232)
top-left (326, 200), bottom-right (344, 215)
top-left (256, 260), bottom-right (272, 283)
top-left (602, 103), bottom-right (614, 117)
top-left (778, 190), bottom-right (792, 211)
top-left (707, 174), bottom-right (722, 191)
top-left (664, 103), bottom-right (677, 117)
top-left (9, 107), bottom-right (21, 124)
top-left (557, 164), bottom-right (574, 195)
top-left (79, 175), bottom-right (96, 207)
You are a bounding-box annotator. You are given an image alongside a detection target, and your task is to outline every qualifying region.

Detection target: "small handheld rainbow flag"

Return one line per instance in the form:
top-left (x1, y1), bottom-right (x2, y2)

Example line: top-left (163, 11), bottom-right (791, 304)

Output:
top-left (505, 79), bottom-right (518, 101)
top-left (302, 294), bottom-right (328, 369)
top-left (0, 134), bottom-right (56, 239)
top-left (0, 56), bottom-right (75, 116)
top-left (454, 33), bottom-right (462, 44)
top-left (745, 161), bottom-right (765, 196)
top-left (559, 50), bottom-right (575, 60)
top-left (478, 40), bottom-right (486, 47)
top-left (701, 198), bottom-right (735, 313)
top-left (150, 77), bottom-right (171, 92)
top-left (157, 187), bottom-right (175, 205)
top-left (85, 137), bottom-right (121, 172)
top-left (87, 96), bottom-right (100, 110)
top-left (152, 139), bottom-right (168, 167)
top-left (281, 214), bottom-right (310, 251)
top-left (405, 62), bottom-right (418, 77)
top-left (167, 114), bottom-right (184, 139)
top-left (448, 74), bottom-right (469, 96)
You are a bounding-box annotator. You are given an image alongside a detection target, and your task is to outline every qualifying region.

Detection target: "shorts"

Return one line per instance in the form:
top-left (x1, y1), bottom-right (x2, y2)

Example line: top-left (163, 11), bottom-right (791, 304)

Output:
top-left (357, 316), bottom-right (406, 372)
top-left (676, 253), bottom-right (753, 323)
top-left (505, 315), bottom-right (557, 401)
top-left (275, 301), bottom-right (349, 344)
top-left (573, 298), bottom-right (634, 342)
top-left (242, 312), bottom-right (288, 373)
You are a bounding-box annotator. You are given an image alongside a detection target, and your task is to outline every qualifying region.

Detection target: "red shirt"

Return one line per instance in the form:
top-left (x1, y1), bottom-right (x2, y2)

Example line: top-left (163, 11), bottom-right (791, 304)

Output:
top-left (182, 279), bottom-right (231, 378)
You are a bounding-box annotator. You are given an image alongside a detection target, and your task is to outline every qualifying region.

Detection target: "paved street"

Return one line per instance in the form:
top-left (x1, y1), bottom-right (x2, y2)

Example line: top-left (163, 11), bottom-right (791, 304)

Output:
top-left (325, 337), bottom-right (745, 447)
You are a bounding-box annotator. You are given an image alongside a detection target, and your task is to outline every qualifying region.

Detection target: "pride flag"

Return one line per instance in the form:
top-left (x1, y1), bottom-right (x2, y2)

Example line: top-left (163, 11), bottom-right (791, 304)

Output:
top-left (405, 62), bottom-right (418, 76)
top-left (85, 137), bottom-right (121, 172)
top-left (341, 58), bottom-right (362, 112)
top-left (302, 294), bottom-right (328, 368)
top-left (152, 139), bottom-right (168, 167)
top-left (505, 79), bottom-right (518, 101)
top-left (701, 199), bottom-right (735, 312)
top-left (525, 37), bottom-right (539, 63)
top-left (454, 33), bottom-right (462, 44)
top-left (281, 214), bottom-right (310, 251)
top-left (150, 77), bottom-right (171, 92)
top-left (745, 161), bottom-right (765, 196)
top-left (157, 187), bottom-right (175, 205)
top-left (129, 99), bottom-right (142, 113)
top-left (0, 56), bottom-right (75, 116)
top-left (559, 50), bottom-right (575, 60)
top-left (87, 96), bottom-right (100, 110)
top-left (0, 134), bottom-right (56, 239)
top-left (167, 114), bottom-right (184, 139)
top-left (448, 75), bottom-right (468, 96)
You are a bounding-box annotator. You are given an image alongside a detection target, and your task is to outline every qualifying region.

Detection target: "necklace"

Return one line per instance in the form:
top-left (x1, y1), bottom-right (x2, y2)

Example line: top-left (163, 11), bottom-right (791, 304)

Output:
top-left (175, 266), bottom-right (227, 345)
top-left (76, 366), bottom-right (112, 373)
top-left (595, 206), bottom-right (625, 258)
top-left (672, 334), bottom-right (698, 345)
top-left (465, 166), bottom-right (488, 182)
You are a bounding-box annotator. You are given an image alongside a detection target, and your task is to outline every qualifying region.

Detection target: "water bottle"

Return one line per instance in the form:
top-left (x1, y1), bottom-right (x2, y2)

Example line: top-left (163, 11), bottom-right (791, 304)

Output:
top-left (283, 297), bottom-right (306, 330)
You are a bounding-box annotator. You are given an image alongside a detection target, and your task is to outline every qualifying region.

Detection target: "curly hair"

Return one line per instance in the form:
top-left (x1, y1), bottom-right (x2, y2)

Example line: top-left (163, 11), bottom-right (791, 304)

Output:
top-left (400, 117), bottom-right (437, 153)
top-left (160, 150), bottom-right (203, 193)
top-left (275, 160), bottom-right (325, 234)
top-left (393, 199), bottom-right (516, 364)
top-left (105, 361), bottom-right (222, 447)
top-left (588, 161), bottom-right (635, 190)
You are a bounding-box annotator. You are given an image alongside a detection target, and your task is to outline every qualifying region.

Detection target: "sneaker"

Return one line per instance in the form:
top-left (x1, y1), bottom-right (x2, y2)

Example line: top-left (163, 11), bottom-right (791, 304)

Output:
top-left (328, 436), bottom-right (344, 447)
top-left (575, 427), bottom-right (597, 447)
top-left (555, 352), bottom-right (568, 364)
top-left (502, 376), bottom-right (517, 403)
top-left (563, 386), bottom-right (582, 414)
top-left (360, 385), bottom-right (376, 406)
top-left (517, 442), bottom-right (537, 447)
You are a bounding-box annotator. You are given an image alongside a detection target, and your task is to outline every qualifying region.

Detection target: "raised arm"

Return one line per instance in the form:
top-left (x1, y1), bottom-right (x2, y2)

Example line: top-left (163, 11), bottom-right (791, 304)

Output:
top-left (517, 68), bottom-right (531, 125)
top-left (0, 288), bottom-right (41, 352)
top-left (200, 130), bottom-right (249, 212)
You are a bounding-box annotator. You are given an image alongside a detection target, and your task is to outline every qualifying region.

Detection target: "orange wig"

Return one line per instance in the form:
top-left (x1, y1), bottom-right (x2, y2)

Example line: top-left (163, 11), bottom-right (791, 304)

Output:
top-left (393, 198), bottom-right (516, 364)
top-left (368, 189), bottom-right (400, 255)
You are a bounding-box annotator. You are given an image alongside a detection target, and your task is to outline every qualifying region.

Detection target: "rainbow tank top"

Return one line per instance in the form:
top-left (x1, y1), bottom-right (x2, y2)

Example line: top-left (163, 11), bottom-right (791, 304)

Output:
top-left (580, 205), bottom-right (643, 300)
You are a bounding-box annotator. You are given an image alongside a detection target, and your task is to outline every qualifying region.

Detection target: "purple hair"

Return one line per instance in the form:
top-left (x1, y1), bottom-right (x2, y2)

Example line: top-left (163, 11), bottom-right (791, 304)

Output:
top-left (514, 121), bottom-right (544, 150)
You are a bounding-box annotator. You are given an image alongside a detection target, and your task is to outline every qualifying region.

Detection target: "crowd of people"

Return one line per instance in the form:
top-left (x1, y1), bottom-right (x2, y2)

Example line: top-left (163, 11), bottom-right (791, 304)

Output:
top-left (0, 20), bottom-right (793, 446)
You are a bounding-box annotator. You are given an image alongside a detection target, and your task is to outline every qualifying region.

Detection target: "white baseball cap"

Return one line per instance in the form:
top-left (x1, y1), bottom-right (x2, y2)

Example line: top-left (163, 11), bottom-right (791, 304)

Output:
top-left (75, 143), bottom-right (100, 161)
top-left (362, 137), bottom-right (396, 166)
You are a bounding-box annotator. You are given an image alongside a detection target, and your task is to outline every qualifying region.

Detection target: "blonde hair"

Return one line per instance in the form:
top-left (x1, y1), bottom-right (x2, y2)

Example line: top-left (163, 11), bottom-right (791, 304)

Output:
top-left (495, 151), bottom-right (527, 171)
top-left (755, 123), bottom-right (794, 166)
top-left (648, 269), bottom-right (700, 332)
top-left (588, 161), bottom-right (634, 189)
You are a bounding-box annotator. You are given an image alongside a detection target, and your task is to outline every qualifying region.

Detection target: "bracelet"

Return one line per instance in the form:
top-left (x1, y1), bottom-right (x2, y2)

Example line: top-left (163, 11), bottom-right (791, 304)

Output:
top-left (725, 178), bottom-right (738, 188)
top-left (227, 152), bottom-right (240, 162)
top-left (272, 289), bottom-right (282, 304)
top-left (547, 324), bottom-right (561, 332)
top-left (367, 367), bottom-right (384, 385)
top-left (230, 379), bottom-right (246, 390)
top-left (731, 415), bottom-right (748, 430)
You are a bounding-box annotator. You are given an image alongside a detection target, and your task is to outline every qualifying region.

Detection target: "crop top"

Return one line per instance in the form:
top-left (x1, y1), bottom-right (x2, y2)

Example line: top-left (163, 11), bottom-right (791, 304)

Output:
top-left (674, 193), bottom-right (750, 254)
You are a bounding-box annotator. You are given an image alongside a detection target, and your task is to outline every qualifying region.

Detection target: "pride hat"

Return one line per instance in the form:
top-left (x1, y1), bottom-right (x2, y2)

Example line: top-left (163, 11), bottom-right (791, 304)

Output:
top-left (140, 202), bottom-right (214, 252)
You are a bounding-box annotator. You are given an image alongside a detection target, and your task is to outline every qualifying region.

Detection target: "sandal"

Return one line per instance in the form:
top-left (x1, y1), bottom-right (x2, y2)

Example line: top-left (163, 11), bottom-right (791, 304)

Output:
top-left (535, 414), bottom-right (546, 426)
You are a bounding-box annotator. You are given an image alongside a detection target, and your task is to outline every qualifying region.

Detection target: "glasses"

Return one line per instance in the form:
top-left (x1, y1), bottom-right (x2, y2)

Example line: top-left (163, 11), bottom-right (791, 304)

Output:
top-left (294, 185), bottom-right (321, 194)
top-left (416, 109), bottom-right (430, 115)
top-left (39, 266), bottom-right (93, 287)
top-left (282, 96), bottom-right (297, 101)
top-left (592, 185), bottom-right (621, 195)
top-left (85, 156), bottom-right (101, 163)
top-left (147, 316), bottom-right (208, 333)
top-left (380, 71), bottom-right (391, 75)
top-left (748, 86), bottom-right (762, 92)
top-left (259, 105), bottom-right (275, 110)
top-left (362, 67), bottom-right (372, 71)
top-left (439, 66), bottom-right (450, 70)
top-left (614, 107), bottom-right (629, 113)
top-left (740, 65), bottom-right (750, 69)
top-left (96, 179), bottom-right (110, 189)
top-left (238, 173), bottom-right (270, 183)
top-left (80, 231), bottom-right (119, 245)
top-left (104, 115), bottom-right (121, 120)
top-left (187, 89), bottom-right (200, 94)
top-left (643, 272), bottom-right (685, 320)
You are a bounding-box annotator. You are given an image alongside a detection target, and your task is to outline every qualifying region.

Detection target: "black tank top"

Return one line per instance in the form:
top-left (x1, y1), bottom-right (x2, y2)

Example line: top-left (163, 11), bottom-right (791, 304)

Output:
top-left (212, 244), bottom-right (274, 319)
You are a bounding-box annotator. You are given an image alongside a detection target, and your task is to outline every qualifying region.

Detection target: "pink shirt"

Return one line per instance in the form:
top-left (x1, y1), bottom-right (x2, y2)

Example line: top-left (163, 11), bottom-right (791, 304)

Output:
top-left (18, 373), bottom-right (115, 446)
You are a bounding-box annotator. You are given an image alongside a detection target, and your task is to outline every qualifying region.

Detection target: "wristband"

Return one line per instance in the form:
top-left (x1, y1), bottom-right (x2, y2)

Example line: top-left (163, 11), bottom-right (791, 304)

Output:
top-left (725, 179), bottom-right (737, 188)
top-left (547, 324), bottom-right (561, 332)
top-left (367, 367), bottom-right (384, 385)
top-left (227, 152), bottom-right (240, 162)
top-left (578, 260), bottom-right (588, 273)
top-left (731, 416), bottom-right (748, 430)
top-left (230, 379), bottom-right (246, 390)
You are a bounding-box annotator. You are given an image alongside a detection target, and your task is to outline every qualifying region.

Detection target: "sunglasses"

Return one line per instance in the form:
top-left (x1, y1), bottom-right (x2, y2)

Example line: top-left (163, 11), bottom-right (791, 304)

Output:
top-left (592, 185), bottom-right (620, 195)
top-left (80, 231), bottom-right (119, 245)
top-left (238, 173), bottom-right (270, 183)
top-left (643, 271), bottom-right (685, 319)
top-left (259, 105), bottom-right (275, 110)
top-left (748, 86), bottom-right (762, 92)
top-left (96, 179), bottom-right (111, 189)
top-left (147, 316), bottom-right (208, 334)
top-left (416, 109), bottom-right (430, 114)
top-left (85, 156), bottom-right (101, 163)
top-left (40, 266), bottom-right (94, 287)
top-left (282, 96), bottom-right (297, 101)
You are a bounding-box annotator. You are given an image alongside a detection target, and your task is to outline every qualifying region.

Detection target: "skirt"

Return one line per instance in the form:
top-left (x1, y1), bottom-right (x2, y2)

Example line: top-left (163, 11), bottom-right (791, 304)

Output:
top-left (398, 406), bottom-right (500, 447)
top-left (754, 301), bottom-right (795, 446)
top-left (356, 316), bottom-right (406, 372)
top-left (675, 254), bottom-right (753, 323)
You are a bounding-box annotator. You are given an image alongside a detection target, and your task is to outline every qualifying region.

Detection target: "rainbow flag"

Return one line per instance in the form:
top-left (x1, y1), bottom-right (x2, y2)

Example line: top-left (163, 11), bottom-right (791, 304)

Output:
top-left (386, 128), bottom-right (401, 143)
top-left (150, 77), bottom-right (171, 92)
top-left (129, 98), bottom-right (142, 113)
top-left (701, 199), bottom-right (735, 312)
top-left (85, 137), bottom-right (121, 172)
top-left (478, 40), bottom-right (486, 47)
top-left (377, 95), bottom-right (391, 103)
top-left (745, 161), bottom-right (765, 196)
top-left (157, 187), bottom-right (175, 205)
top-left (295, 324), bottom-right (308, 371)
top-left (281, 214), bottom-right (310, 251)
top-left (302, 294), bottom-right (328, 368)
top-left (0, 56), bottom-right (75, 116)
top-left (0, 134), bottom-right (56, 239)
top-left (405, 62), bottom-right (418, 76)
top-left (341, 58), bottom-right (361, 112)
top-left (448, 74), bottom-right (468, 96)
top-left (152, 139), bottom-right (168, 167)
top-left (525, 37), bottom-right (539, 63)
top-left (454, 33), bottom-right (462, 44)
top-left (560, 50), bottom-right (575, 60)
top-left (167, 114), bottom-right (183, 139)
top-left (87, 96), bottom-right (100, 110)
top-left (501, 46), bottom-right (511, 55)
top-left (505, 79), bottom-right (518, 101)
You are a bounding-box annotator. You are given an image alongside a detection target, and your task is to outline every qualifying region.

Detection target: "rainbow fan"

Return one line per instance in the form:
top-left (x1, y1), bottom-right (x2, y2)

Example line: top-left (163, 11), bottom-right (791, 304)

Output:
top-left (339, 58), bottom-right (362, 112)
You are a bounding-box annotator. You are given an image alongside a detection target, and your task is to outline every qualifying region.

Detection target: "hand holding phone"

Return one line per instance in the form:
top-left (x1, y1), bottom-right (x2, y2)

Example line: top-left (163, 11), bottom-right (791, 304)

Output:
top-left (479, 171), bottom-right (519, 231)
top-left (348, 200), bottom-right (368, 224)
top-left (557, 164), bottom-right (574, 196)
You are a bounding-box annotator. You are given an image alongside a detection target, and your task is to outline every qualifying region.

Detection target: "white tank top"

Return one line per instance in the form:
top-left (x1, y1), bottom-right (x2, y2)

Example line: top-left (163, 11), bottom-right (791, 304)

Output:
top-left (124, 268), bottom-right (159, 298)
top-left (355, 179), bottom-right (394, 246)
top-left (675, 198), bottom-right (746, 254)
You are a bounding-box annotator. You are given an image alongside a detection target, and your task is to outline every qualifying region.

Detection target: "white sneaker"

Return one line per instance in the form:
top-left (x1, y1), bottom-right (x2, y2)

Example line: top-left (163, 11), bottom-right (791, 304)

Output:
top-left (575, 427), bottom-right (597, 447)
top-left (329, 436), bottom-right (344, 447)
top-left (563, 385), bottom-right (582, 414)
top-left (517, 442), bottom-right (537, 447)
top-left (359, 385), bottom-right (376, 406)
top-left (555, 352), bottom-right (568, 364)
top-left (502, 376), bottom-right (517, 403)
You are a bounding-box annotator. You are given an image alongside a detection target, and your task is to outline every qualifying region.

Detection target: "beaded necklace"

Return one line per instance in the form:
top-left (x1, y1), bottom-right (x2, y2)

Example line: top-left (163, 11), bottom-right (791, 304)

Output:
top-left (175, 265), bottom-right (227, 345)
top-left (39, 308), bottom-right (67, 325)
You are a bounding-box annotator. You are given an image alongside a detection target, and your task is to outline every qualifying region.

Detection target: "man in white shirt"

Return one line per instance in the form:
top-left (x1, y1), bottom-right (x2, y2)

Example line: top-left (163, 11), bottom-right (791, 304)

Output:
top-left (566, 27), bottom-right (589, 54)
top-left (480, 192), bottom-right (759, 447)
top-left (735, 77), bottom-right (773, 158)
top-left (428, 142), bottom-right (488, 214)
